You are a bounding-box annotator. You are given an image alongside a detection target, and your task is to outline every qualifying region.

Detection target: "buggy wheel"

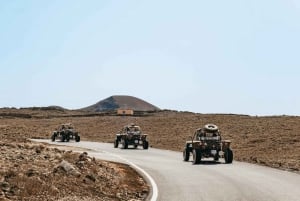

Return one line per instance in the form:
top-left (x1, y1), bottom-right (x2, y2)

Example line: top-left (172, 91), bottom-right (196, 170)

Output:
top-left (183, 148), bottom-right (190, 161)
top-left (61, 135), bottom-right (66, 142)
top-left (204, 124), bottom-right (218, 132)
top-left (75, 135), bottom-right (80, 142)
top-left (134, 144), bottom-right (138, 149)
top-left (66, 135), bottom-right (70, 142)
top-left (192, 149), bottom-right (201, 164)
top-left (121, 139), bottom-right (128, 149)
top-left (224, 148), bottom-right (233, 164)
top-left (143, 141), bottom-right (149, 149)
top-left (114, 139), bottom-right (119, 148)
top-left (51, 134), bottom-right (55, 142)
top-left (214, 153), bottom-right (219, 161)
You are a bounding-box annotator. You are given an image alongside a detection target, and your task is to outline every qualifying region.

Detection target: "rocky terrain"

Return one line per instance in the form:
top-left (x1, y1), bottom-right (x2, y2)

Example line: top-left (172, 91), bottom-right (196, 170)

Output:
top-left (0, 122), bottom-right (148, 200)
top-left (0, 107), bottom-right (299, 199)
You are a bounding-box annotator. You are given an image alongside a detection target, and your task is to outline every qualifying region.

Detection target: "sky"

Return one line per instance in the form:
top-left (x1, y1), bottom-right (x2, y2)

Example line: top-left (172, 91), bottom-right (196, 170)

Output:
top-left (0, 0), bottom-right (300, 116)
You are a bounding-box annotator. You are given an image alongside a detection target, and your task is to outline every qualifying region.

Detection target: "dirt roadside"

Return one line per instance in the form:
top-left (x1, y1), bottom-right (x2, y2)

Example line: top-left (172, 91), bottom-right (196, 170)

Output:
top-left (1, 108), bottom-right (299, 199)
top-left (0, 139), bottom-right (149, 201)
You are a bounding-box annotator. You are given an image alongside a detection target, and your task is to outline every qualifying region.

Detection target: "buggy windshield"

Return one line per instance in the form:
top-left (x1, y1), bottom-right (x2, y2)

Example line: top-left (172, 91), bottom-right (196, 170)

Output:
top-left (127, 126), bottom-right (141, 133)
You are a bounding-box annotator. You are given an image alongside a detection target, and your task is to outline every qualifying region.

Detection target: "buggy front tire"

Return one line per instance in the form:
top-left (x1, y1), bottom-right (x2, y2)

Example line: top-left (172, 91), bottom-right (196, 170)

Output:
top-left (143, 141), bottom-right (149, 149)
top-left (192, 149), bottom-right (201, 164)
top-left (224, 149), bottom-right (233, 164)
top-left (51, 135), bottom-right (55, 142)
top-left (121, 139), bottom-right (128, 149)
top-left (114, 139), bottom-right (119, 148)
top-left (75, 136), bottom-right (80, 142)
top-left (214, 152), bottom-right (220, 161)
top-left (183, 148), bottom-right (190, 161)
top-left (61, 135), bottom-right (66, 142)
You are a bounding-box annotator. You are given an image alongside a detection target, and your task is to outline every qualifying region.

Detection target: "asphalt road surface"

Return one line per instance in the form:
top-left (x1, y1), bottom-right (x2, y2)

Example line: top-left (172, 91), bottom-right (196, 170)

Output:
top-left (34, 140), bottom-right (300, 201)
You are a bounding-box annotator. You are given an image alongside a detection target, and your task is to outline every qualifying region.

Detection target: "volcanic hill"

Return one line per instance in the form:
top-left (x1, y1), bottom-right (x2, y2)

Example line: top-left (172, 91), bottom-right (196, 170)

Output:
top-left (82, 95), bottom-right (160, 112)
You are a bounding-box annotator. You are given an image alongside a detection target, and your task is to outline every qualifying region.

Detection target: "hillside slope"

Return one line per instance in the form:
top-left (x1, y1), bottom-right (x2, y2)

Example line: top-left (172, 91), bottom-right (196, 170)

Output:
top-left (82, 95), bottom-right (160, 112)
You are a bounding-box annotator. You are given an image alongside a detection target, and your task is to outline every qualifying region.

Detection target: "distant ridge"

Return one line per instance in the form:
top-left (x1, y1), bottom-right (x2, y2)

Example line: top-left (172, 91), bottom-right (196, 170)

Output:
top-left (81, 95), bottom-right (160, 112)
top-left (21, 106), bottom-right (66, 111)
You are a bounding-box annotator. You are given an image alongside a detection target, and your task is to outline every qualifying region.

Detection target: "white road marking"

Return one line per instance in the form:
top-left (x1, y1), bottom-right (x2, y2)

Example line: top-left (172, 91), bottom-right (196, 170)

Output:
top-left (99, 150), bottom-right (158, 201)
top-left (33, 140), bottom-right (300, 201)
top-left (33, 139), bottom-right (158, 200)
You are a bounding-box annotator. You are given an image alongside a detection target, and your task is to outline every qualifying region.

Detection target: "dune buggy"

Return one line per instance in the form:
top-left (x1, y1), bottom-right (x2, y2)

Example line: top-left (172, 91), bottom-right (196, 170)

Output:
top-left (183, 124), bottom-right (233, 164)
top-left (114, 124), bottom-right (149, 149)
top-left (51, 123), bottom-right (81, 142)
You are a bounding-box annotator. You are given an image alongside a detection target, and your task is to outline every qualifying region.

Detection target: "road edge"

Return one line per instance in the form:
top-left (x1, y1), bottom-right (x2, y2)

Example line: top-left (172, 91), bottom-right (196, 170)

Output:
top-left (101, 150), bottom-right (158, 201)
top-left (31, 139), bottom-right (158, 201)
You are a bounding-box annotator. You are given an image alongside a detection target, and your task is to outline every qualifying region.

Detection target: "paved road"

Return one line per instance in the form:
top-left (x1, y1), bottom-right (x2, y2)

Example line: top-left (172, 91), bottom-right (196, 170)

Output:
top-left (34, 140), bottom-right (300, 201)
